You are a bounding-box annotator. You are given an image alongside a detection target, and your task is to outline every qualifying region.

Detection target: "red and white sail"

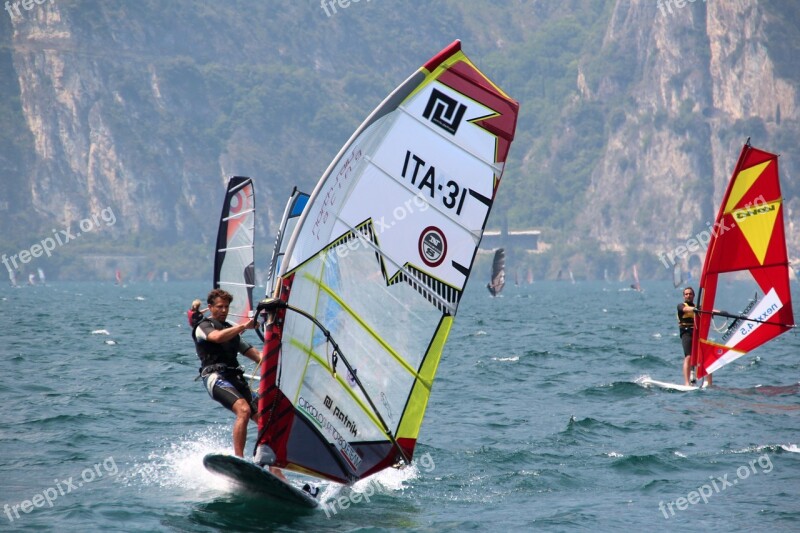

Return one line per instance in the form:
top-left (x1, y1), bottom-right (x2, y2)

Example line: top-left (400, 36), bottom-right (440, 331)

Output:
top-left (213, 176), bottom-right (256, 326)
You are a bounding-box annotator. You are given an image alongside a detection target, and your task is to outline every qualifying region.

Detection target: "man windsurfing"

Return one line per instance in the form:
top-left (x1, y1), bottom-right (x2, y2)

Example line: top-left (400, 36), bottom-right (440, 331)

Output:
top-left (193, 289), bottom-right (262, 457)
top-left (677, 287), bottom-right (712, 387)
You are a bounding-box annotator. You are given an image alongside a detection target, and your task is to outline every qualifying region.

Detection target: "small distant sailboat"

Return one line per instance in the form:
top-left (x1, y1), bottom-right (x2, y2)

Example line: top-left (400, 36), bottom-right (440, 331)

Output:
top-left (28, 273), bottom-right (35, 285)
top-left (630, 264), bottom-right (642, 292)
top-left (672, 264), bottom-right (681, 288)
top-left (115, 269), bottom-right (123, 285)
top-left (7, 268), bottom-right (17, 287)
top-left (487, 248), bottom-right (506, 297)
top-left (37, 268), bottom-right (46, 285)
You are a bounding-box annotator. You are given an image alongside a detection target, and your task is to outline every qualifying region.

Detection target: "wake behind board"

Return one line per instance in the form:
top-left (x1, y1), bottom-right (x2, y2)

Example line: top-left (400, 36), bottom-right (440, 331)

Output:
top-left (639, 377), bottom-right (701, 392)
top-left (203, 453), bottom-right (319, 508)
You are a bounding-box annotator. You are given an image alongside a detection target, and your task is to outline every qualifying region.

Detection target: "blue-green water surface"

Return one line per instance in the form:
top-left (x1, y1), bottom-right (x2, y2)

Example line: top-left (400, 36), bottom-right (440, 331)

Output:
top-left (1, 280), bottom-right (798, 531)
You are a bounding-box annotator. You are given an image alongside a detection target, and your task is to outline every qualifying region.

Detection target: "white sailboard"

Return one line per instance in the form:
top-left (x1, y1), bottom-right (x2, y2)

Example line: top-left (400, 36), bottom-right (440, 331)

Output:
top-left (638, 376), bottom-right (700, 392)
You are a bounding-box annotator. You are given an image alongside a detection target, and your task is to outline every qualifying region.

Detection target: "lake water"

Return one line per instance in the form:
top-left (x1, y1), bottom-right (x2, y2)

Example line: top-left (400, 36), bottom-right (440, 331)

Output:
top-left (1, 280), bottom-right (798, 531)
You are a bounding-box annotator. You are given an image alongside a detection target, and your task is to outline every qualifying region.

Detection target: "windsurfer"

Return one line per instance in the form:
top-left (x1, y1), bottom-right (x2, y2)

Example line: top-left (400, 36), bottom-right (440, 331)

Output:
top-left (193, 289), bottom-right (263, 457)
top-left (677, 287), bottom-right (712, 387)
top-left (187, 298), bottom-right (207, 328)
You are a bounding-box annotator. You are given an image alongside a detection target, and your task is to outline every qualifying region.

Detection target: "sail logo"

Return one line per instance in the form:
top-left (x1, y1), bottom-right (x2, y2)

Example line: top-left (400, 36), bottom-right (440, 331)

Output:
top-left (323, 395), bottom-right (358, 437)
top-left (418, 226), bottom-right (447, 267)
top-left (721, 298), bottom-right (757, 342)
top-left (657, 195), bottom-right (767, 270)
top-left (298, 397), bottom-right (362, 469)
top-left (400, 150), bottom-right (470, 216)
top-left (423, 88), bottom-right (466, 135)
top-left (733, 203), bottom-right (776, 220)
top-left (737, 302), bottom-right (780, 339)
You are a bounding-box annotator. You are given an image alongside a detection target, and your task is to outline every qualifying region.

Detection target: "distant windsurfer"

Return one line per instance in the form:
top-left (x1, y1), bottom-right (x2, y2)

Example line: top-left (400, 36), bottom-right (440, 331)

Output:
top-left (677, 287), bottom-right (711, 387)
top-left (187, 298), bottom-right (207, 328)
top-left (193, 289), bottom-right (262, 457)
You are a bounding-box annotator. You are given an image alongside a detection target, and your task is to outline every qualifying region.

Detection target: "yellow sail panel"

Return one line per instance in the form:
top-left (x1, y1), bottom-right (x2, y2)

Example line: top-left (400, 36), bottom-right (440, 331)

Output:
top-left (734, 199), bottom-right (782, 265)
top-left (723, 160), bottom-right (771, 214)
top-left (396, 316), bottom-right (452, 441)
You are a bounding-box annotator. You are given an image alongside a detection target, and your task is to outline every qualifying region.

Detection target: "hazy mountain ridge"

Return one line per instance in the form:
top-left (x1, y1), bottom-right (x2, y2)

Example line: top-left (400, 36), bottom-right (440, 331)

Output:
top-left (1, 0), bottom-right (798, 280)
top-left (577, 0), bottom-right (800, 258)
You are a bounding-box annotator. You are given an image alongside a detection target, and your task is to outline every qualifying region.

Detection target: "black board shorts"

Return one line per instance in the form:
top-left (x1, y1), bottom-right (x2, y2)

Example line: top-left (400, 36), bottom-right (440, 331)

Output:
top-left (680, 328), bottom-right (693, 357)
top-left (203, 372), bottom-right (258, 413)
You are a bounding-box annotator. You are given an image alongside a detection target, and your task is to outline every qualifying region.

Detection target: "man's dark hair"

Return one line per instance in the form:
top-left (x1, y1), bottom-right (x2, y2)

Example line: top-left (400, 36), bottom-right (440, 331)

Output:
top-left (207, 288), bottom-right (233, 305)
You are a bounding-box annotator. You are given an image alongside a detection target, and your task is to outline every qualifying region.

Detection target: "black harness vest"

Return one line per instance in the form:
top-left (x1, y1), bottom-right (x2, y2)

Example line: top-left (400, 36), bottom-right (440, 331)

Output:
top-left (193, 317), bottom-right (242, 370)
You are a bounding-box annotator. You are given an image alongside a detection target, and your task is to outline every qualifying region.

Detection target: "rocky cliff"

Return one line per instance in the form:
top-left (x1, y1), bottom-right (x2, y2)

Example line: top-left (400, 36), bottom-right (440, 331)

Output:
top-left (574, 0), bottom-right (800, 266)
top-left (2, 0), bottom-right (798, 279)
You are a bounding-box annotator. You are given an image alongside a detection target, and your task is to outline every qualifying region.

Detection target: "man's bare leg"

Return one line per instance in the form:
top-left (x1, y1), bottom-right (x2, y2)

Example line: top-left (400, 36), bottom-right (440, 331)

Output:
top-left (231, 398), bottom-right (252, 458)
top-left (683, 356), bottom-right (691, 386)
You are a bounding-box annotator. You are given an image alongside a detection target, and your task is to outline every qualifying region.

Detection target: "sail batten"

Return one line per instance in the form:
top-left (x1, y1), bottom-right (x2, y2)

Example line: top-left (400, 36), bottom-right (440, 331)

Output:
top-left (223, 209), bottom-right (255, 221)
top-left (218, 245), bottom-right (254, 252)
top-left (691, 143), bottom-right (794, 380)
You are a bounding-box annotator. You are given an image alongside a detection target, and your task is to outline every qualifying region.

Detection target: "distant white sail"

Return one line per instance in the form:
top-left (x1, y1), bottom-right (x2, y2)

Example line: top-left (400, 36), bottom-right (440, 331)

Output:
top-left (214, 176), bottom-right (256, 326)
top-left (265, 187), bottom-right (309, 296)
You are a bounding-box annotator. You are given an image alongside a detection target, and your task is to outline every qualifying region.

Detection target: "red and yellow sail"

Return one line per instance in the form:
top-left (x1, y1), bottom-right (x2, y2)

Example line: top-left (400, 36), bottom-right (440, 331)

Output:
top-left (692, 142), bottom-right (794, 379)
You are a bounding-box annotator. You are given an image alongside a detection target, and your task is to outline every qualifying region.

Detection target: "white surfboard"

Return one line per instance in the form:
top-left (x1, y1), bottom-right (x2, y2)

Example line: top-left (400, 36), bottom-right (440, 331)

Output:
top-left (638, 376), bottom-right (704, 392)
